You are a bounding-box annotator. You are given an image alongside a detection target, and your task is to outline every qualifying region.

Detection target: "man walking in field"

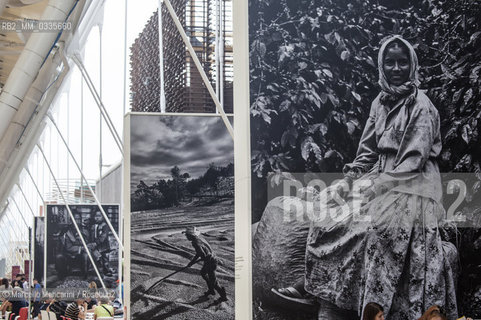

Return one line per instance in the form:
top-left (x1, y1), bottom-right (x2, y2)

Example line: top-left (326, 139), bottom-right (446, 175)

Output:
top-left (184, 227), bottom-right (228, 302)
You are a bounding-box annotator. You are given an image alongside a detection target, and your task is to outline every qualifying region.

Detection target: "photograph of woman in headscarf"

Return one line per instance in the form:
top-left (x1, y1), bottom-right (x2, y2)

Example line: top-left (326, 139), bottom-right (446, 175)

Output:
top-left (302, 34), bottom-right (457, 320)
top-left (268, 35), bottom-right (457, 320)
top-left (249, 0), bottom-right (481, 319)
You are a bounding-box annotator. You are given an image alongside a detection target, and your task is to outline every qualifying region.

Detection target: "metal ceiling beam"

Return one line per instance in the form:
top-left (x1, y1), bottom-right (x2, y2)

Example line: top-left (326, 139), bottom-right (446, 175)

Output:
top-left (0, 0), bottom-right (77, 140)
top-left (0, 48), bottom-right (67, 216)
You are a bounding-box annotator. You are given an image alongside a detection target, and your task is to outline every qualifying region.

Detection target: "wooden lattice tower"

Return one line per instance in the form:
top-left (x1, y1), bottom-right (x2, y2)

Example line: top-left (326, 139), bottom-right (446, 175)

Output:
top-left (130, 0), bottom-right (233, 113)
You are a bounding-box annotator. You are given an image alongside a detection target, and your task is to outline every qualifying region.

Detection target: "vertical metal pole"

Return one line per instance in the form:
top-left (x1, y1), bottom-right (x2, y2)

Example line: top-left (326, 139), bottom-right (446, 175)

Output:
top-left (215, 0), bottom-right (220, 104)
top-left (158, 0), bottom-right (166, 112)
top-left (219, 0), bottom-right (224, 110)
top-left (37, 144), bottom-right (108, 290)
top-left (44, 212), bottom-right (47, 288)
top-left (67, 91), bottom-right (70, 202)
top-left (99, 24), bottom-right (103, 202)
top-left (48, 127), bottom-right (53, 201)
top-left (81, 74), bottom-right (84, 203)
top-left (40, 148), bottom-right (46, 210)
top-left (123, 0), bottom-right (128, 115)
top-left (233, 0), bottom-right (253, 316)
top-left (56, 110), bottom-right (60, 191)
top-left (28, 223), bottom-right (33, 320)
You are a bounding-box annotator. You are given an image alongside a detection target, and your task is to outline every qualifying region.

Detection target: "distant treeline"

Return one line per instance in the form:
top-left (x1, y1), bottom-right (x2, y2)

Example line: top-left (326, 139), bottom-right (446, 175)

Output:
top-left (131, 163), bottom-right (234, 211)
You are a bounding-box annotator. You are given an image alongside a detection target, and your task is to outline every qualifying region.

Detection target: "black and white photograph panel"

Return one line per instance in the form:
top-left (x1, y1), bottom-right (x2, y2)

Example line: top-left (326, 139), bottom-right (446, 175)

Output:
top-left (129, 114), bottom-right (235, 320)
top-left (249, 0), bottom-right (481, 319)
top-left (46, 204), bottom-right (120, 289)
top-left (33, 216), bottom-right (45, 286)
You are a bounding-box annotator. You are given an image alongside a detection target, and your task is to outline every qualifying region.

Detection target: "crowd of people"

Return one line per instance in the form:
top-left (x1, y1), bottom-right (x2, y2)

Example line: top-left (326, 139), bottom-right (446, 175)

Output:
top-left (0, 274), bottom-right (32, 316)
top-left (0, 276), bottom-right (122, 320)
top-left (40, 295), bottom-right (117, 320)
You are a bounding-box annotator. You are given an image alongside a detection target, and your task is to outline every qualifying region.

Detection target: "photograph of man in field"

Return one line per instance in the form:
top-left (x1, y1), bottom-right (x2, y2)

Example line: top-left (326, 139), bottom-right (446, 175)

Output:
top-left (129, 115), bottom-right (234, 320)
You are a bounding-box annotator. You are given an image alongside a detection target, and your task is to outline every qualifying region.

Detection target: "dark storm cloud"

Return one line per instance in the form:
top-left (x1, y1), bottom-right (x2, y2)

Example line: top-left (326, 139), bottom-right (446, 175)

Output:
top-left (130, 147), bottom-right (181, 167)
top-left (130, 115), bottom-right (233, 189)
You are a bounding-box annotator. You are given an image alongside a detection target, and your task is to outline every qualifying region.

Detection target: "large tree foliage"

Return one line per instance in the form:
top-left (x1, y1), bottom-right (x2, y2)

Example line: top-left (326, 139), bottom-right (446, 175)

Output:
top-left (131, 163), bottom-right (234, 212)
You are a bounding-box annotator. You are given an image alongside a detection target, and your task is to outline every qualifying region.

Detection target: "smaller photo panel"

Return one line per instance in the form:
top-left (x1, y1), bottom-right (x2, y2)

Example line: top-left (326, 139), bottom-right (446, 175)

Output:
top-left (33, 216), bottom-right (45, 285)
top-left (46, 204), bottom-right (120, 289)
top-left (128, 114), bottom-right (235, 320)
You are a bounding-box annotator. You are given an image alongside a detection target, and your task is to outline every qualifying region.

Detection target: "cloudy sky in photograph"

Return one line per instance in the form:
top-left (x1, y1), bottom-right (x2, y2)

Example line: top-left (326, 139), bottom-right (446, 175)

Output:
top-left (130, 115), bottom-right (233, 190)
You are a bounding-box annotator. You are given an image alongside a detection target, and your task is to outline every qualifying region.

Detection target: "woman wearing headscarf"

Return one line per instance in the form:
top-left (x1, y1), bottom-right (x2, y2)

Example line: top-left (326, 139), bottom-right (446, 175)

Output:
top-left (276, 35), bottom-right (458, 319)
top-left (312, 36), bottom-right (457, 320)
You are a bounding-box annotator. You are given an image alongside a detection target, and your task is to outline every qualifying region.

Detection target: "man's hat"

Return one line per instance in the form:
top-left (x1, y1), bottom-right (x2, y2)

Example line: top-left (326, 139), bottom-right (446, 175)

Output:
top-left (183, 226), bottom-right (200, 236)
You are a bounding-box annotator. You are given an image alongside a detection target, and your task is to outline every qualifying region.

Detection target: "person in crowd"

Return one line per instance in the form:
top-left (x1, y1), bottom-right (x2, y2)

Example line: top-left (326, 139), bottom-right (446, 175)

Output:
top-left (418, 305), bottom-right (473, 320)
top-left (0, 278), bottom-right (9, 289)
top-left (184, 226), bottom-right (227, 302)
top-left (38, 297), bottom-right (53, 320)
top-left (93, 296), bottom-right (114, 319)
top-left (47, 298), bottom-right (68, 318)
top-left (86, 281), bottom-right (99, 311)
top-left (113, 279), bottom-right (124, 316)
top-left (89, 281), bottom-right (98, 290)
top-left (60, 224), bottom-right (89, 278)
top-left (10, 287), bottom-right (28, 317)
top-left (32, 278), bottom-right (43, 317)
top-left (21, 277), bottom-right (28, 291)
top-left (362, 302), bottom-right (384, 320)
top-left (112, 297), bottom-right (123, 316)
top-left (65, 298), bottom-right (87, 320)
top-left (418, 305), bottom-right (448, 320)
top-left (0, 298), bottom-right (12, 314)
top-left (273, 35), bottom-right (457, 319)
top-left (11, 274), bottom-right (21, 288)
top-left (115, 279), bottom-right (123, 301)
